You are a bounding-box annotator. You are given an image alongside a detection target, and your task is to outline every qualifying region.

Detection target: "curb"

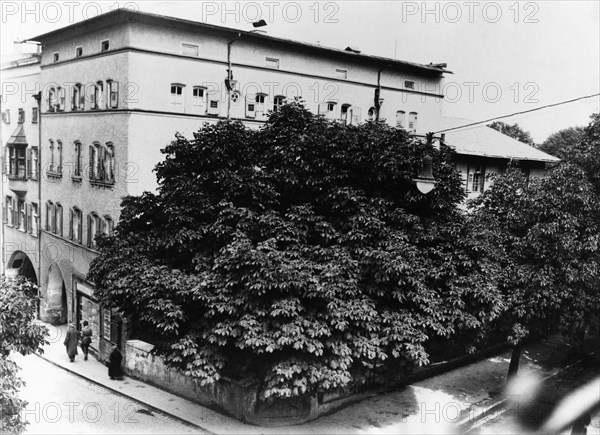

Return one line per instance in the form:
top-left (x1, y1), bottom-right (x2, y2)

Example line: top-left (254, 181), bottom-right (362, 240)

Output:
top-left (34, 353), bottom-right (215, 434)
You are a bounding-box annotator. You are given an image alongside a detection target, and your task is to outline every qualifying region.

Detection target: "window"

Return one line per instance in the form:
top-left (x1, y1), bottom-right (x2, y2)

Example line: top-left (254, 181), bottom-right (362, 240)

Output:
top-left (88, 142), bottom-right (115, 183)
top-left (27, 146), bottom-right (38, 179)
top-left (254, 94), bottom-right (267, 119)
top-left (55, 203), bottom-right (63, 236)
top-left (57, 140), bottom-right (63, 174)
top-left (107, 80), bottom-right (119, 109)
top-left (266, 57), bottom-right (279, 69)
top-left (6, 196), bottom-right (14, 226)
top-left (92, 82), bottom-right (104, 109)
top-left (340, 104), bottom-right (351, 124)
top-left (32, 107), bottom-right (38, 123)
top-left (192, 86), bottom-right (206, 113)
top-left (74, 141), bottom-right (82, 177)
top-left (170, 84), bottom-right (184, 112)
top-left (72, 83), bottom-right (84, 110)
top-left (88, 213), bottom-right (100, 248)
top-left (470, 164), bottom-right (486, 193)
top-left (2, 109), bottom-right (10, 124)
top-left (182, 43), bottom-right (199, 56)
top-left (207, 99), bottom-right (220, 115)
top-left (70, 207), bottom-right (82, 243)
top-left (408, 112), bottom-right (418, 133)
top-left (89, 143), bottom-right (99, 180)
top-left (8, 147), bottom-right (26, 179)
top-left (53, 52), bottom-right (59, 62)
top-left (396, 110), bottom-right (406, 128)
top-left (29, 203), bottom-right (39, 235)
top-left (18, 108), bottom-right (25, 123)
top-left (17, 200), bottom-right (25, 231)
top-left (46, 201), bottom-right (55, 232)
top-left (48, 87), bottom-right (56, 112)
top-left (57, 87), bottom-right (66, 111)
top-left (103, 216), bottom-right (114, 236)
top-left (273, 96), bottom-right (285, 112)
top-left (76, 46), bottom-right (83, 57)
top-left (49, 140), bottom-right (55, 173)
top-left (104, 143), bottom-right (115, 182)
top-left (349, 107), bottom-right (362, 125)
top-left (404, 80), bottom-right (415, 90)
top-left (335, 68), bottom-right (348, 79)
top-left (101, 40), bottom-right (109, 51)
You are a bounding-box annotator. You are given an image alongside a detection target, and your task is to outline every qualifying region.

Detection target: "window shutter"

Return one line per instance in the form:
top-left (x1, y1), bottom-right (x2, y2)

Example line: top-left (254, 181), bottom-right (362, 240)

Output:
top-left (87, 214), bottom-right (92, 247)
top-left (72, 87), bottom-right (77, 110)
top-left (13, 199), bottom-right (17, 226)
top-left (80, 87), bottom-right (85, 109)
top-left (110, 81), bottom-right (118, 108)
top-left (69, 208), bottom-right (73, 240)
top-left (25, 204), bottom-right (30, 233)
top-left (89, 145), bottom-right (94, 179)
top-left (26, 148), bottom-right (32, 178)
top-left (98, 146), bottom-right (105, 180)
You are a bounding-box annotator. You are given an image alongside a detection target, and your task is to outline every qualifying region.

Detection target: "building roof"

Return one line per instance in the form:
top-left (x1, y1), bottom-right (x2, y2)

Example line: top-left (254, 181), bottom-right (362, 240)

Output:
top-left (28, 9), bottom-right (451, 76)
top-left (1, 54), bottom-right (40, 70)
top-left (7, 125), bottom-right (29, 147)
top-left (441, 117), bottom-right (560, 163)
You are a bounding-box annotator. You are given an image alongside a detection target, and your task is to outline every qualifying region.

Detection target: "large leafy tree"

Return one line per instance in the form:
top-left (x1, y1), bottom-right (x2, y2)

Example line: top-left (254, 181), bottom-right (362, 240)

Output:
top-left (488, 121), bottom-right (536, 146)
top-left (89, 102), bottom-right (505, 399)
top-left (538, 126), bottom-right (585, 160)
top-left (0, 277), bottom-right (48, 434)
top-left (471, 162), bottom-right (600, 376)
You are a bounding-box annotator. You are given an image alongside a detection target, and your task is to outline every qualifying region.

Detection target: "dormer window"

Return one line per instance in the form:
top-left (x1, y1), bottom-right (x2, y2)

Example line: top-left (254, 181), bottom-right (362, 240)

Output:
top-left (266, 57), bottom-right (279, 68)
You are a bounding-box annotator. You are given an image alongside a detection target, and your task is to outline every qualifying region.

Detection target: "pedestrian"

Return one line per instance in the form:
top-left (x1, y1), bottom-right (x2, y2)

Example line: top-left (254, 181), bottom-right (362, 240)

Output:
top-left (108, 345), bottom-right (124, 380)
top-left (63, 322), bottom-right (79, 362)
top-left (80, 320), bottom-right (93, 361)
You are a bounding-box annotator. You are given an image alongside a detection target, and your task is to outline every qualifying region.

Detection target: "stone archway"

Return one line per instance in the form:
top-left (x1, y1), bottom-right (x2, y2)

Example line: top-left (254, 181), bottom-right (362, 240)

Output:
top-left (6, 251), bottom-right (38, 284)
top-left (40, 262), bottom-right (68, 325)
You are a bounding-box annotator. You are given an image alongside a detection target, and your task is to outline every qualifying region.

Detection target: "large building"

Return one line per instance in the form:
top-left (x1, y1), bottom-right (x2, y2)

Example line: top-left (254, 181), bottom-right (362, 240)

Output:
top-left (1, 9), bottom-right (557, 363)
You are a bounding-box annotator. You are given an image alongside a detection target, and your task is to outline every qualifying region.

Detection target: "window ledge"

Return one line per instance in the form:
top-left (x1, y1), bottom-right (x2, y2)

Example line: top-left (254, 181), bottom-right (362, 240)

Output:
top-left (46, 171), bottom-right (63, 179)
top-left (72, 175), bottom-right (83, 183)
top-left (90, 179), bottom-right (115, 188)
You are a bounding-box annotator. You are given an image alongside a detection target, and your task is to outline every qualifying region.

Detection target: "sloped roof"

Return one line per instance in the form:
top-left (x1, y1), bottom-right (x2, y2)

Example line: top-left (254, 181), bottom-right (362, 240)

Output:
top-left (7, 125), bottom-right (28, 147)
top-left (29, 9), bottom-right (451, 76)
top-left (441, 117), bottom-right (559, 163)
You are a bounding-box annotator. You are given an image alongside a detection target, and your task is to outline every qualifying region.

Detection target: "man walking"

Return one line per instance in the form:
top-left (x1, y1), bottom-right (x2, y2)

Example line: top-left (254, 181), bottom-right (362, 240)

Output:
top-left (64, 322), bottom-right (79, 362)
top-left (80, 320), bottom-right (93, 361)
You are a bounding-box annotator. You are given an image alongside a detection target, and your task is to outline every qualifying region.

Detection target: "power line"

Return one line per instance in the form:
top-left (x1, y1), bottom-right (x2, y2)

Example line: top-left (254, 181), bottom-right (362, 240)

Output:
top-left (434, 93), bottom-right (600, 134)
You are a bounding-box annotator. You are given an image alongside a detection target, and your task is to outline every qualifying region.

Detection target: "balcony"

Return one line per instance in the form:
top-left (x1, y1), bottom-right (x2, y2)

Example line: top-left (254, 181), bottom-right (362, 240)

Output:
top-left (7, 173), bottom-right (28, 195)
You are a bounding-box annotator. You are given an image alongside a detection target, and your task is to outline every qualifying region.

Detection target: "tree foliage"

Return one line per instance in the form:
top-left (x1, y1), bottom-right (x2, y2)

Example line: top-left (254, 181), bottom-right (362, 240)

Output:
top-left (89, 102), bottom-right (505, 399)
top-left (0, 276), bottom-right (48, 434)
top-left (488, 121), bottom-right (536, 146)
top-left (538, 126), bottom-right (585, 160)
top-left (471, 163), bottom-right (600, 345)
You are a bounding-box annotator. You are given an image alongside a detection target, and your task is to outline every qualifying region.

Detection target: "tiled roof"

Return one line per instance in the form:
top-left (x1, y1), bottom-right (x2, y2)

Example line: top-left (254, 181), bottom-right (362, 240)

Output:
top-left (7, 125), bottom-right (28, 147)
top-left (442, 117), bottom-right (560, 163)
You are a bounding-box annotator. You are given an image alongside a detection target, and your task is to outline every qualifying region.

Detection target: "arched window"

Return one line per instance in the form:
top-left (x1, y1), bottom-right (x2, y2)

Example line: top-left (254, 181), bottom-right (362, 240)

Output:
top-left (103, 215), bottom-right (114, 236)
top-left (170, 83), bottom-right (185, 112)
top-left (70, 206), bottom-right (83, 243)
top-left (396, 111), bottom-right (406, 128)
top-left (88, 212), bottom-right (99, 248)
top-left (408, 112), bottom-right (418, 133)
top-left (57, 140), bottom-right (63, 174)
top-left (49, 140), bottom-right (55, 173)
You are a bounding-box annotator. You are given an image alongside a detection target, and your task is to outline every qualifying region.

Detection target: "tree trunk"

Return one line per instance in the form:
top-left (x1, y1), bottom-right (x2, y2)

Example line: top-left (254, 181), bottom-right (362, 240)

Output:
top-left (507, 344), bottom-right (522, 381)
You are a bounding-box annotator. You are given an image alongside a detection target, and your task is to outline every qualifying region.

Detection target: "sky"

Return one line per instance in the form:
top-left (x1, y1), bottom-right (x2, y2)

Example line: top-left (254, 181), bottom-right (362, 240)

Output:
top-left (1, 0), bottom-right (599, 143)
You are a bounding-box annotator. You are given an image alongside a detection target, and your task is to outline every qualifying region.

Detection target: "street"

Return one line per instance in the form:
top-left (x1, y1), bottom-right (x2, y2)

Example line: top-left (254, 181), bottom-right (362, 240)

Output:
top-left (12, 353), bottom-right (205, 434)
top-left (471, 354), bottom-right (600, 434)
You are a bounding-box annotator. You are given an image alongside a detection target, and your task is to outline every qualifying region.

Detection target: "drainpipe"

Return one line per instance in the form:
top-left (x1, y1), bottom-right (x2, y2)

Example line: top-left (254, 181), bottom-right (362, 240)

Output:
top-left (33, 91), bottom-right (42, 294)
top-left (375, 65), bottom-right (391, 122)
top-left (226, 32), bottom-right (242, 119)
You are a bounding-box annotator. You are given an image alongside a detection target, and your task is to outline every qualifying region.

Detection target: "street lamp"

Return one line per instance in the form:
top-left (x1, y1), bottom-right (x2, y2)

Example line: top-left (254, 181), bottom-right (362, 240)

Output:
top-left (226, 20), bottom-right (267, 119)
top-left (413, 132), bottom-right (437, 194)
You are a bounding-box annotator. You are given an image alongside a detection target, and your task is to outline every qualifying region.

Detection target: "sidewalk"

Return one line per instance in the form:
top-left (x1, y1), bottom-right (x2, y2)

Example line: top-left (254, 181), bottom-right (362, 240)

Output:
top-left (34, 322), bottom-right (600, 434)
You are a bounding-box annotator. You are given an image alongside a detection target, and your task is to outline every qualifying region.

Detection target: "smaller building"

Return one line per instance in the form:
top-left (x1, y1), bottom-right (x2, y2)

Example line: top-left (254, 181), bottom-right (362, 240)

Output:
top-left (442, 117), bottom-right (560, 202)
